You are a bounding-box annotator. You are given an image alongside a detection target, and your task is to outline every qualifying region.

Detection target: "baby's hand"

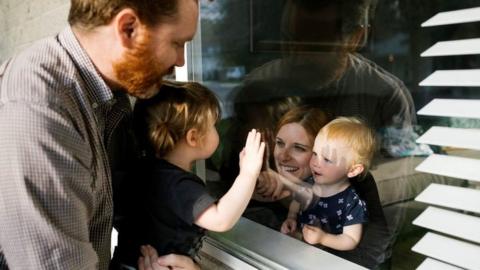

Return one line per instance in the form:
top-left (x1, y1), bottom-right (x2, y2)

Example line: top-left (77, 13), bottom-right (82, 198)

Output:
top-left (239, 129), bottom-right (266, 179)
top-left (281, 218), bottom-right (297, 235)
top-left (302, 225), bottom-right (325, 245)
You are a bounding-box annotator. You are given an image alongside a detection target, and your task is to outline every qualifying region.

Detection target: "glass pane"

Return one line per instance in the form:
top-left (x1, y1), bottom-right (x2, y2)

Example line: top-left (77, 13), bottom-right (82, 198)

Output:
top-left (194, 0), bottom-right (480, 269)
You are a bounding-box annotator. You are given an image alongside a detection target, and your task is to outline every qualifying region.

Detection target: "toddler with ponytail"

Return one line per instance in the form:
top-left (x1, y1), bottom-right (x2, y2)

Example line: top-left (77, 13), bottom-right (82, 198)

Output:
top-left (113, 81), bottom-right (265, 268)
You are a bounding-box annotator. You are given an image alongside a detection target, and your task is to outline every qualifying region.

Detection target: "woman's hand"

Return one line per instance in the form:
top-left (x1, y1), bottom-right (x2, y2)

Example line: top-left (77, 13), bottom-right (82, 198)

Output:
top-left (138, 245), bottom-right (200, 270)
top-left (254, 169), bottom-right (291, 200)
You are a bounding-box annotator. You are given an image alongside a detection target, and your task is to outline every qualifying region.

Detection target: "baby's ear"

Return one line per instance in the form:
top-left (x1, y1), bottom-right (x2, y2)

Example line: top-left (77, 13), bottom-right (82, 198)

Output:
top-left (347, 164), bottom-right (364, 178)
top-left (186, 128), bottom-right (200, 147)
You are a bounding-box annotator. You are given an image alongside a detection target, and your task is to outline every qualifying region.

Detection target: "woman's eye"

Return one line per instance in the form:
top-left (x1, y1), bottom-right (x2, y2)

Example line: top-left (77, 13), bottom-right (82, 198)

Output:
top-left (275, 140), bottom-right (285, 147)
top-left (294, 146), bottom-right (307, 152)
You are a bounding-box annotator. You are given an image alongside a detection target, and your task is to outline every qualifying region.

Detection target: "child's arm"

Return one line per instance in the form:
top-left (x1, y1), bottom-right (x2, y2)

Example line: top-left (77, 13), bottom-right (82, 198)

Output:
top-left (195, 130), bottom-right (265, 232)
top-left (302, 224), bottom-right (363, 251)
top-left (280, 200), bottom-right (300, 234)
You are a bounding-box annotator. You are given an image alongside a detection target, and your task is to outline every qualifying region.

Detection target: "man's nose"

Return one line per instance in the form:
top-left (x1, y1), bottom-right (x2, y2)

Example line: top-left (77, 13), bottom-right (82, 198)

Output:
top-left (175, 47), bottom-right (185, 67)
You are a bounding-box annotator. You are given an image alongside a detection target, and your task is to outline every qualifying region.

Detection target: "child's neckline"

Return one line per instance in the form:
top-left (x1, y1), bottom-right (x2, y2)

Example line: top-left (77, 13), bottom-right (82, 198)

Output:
top-left (312, 183), bottom-right (351, 199)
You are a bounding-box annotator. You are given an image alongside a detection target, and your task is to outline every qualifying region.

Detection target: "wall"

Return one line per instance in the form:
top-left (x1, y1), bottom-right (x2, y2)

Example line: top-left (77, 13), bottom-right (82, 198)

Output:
top-left (0, 4), bottom-right (5, 62)
top-left (0, 0), bottom-right (70, 63)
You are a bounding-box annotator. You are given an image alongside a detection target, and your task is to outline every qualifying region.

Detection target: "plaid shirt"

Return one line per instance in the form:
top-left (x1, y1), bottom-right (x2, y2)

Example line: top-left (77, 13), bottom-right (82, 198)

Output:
top-left (0, 26), bottom-right (131, 270)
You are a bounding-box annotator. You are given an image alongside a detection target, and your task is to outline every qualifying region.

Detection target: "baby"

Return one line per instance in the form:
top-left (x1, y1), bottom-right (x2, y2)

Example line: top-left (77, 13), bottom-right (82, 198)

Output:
top-left (281, 117), bottom-right (375, 251)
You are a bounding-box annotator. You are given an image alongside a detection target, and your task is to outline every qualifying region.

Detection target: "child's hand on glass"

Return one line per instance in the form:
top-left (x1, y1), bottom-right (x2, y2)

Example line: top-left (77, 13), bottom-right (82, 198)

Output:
top-left (281, 218), bottom-right (297, 235)
top-left (302, 224), bottom-right (326, 245)
top-left (239, 129), bottom-right (266, 179)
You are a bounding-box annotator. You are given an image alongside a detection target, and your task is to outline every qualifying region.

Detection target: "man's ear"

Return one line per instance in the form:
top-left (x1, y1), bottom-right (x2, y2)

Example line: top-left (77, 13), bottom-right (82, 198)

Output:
top-left (347, 164), bottom-right (364, 178)
top-left (113, 8), bottom-right (143, 49)
top-left (185, 128), bottom-right (200, 147)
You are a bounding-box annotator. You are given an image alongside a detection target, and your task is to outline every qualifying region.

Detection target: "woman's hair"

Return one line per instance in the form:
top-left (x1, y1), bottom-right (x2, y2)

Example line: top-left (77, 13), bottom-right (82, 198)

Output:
top-left (320, 117), bottom-right (376, 171)
top-left (68, 0), bottom-right (186, 30)
top-left (275, 106), bottom-right (330, 141)
top-left (134, 81), bottom-right (220, 158)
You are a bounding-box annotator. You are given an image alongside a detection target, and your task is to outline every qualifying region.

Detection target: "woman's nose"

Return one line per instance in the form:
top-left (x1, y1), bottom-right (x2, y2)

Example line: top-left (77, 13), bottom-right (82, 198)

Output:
top-left (279, 148), bottom-right (292, 161)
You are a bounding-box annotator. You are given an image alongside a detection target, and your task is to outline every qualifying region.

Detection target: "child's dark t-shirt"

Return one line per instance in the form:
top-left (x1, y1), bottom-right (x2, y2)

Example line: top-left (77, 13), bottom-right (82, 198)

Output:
top-left (115, 158), bottom-right (216, 266)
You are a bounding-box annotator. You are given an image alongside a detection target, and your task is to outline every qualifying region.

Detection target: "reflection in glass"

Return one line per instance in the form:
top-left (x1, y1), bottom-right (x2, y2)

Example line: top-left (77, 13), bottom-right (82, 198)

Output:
top-left (196, 0), bottom-right (480, 269)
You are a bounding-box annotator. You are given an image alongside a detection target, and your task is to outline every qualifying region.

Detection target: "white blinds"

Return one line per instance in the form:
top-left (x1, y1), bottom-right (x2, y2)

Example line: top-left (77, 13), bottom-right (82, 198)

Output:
top-left (413, 6), bottom-right (480, 270)
top-left (417, 99), bottom-right (480, 119)
top-left (421, 38), bottom-right (480, 57)
top-left (421, 7), bottom-right (480, 27)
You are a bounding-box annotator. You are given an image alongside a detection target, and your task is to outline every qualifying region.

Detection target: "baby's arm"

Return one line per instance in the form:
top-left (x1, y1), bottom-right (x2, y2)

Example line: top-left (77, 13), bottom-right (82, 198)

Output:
top-left (281, 200), bottom-right (300, 234)
top-left (195, 129), bottom-right (265, 232)
top-left (302, 224), bottom-right (363, 251)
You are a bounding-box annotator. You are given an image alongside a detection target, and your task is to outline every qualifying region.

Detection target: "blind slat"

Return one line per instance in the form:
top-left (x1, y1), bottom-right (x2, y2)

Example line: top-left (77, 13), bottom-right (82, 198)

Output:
top-left (412, 232), bottom-right (480, 270)
top-left (416, 126), bottom-right (480, 151)
top-left (417, 99), bottom-right (480, 119)
top-left (415, 154), bottom-right (480, 182)
top-left (421, 7), bottom-right (480, 27)
top-left (413, 206), bottom-right (480, 244)
top-left (415, 183), bottom-right (480, 214)
top-left (417, 258), bottom-right (463, 270)
top-left (419, 69), bottom-right (480, 86)
top-left (421, 38), bottom-right (480, 57)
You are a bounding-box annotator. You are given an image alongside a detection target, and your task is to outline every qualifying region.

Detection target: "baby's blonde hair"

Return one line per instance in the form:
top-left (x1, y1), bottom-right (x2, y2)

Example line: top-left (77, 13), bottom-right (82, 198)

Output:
top-left (134, 81), bottom-right (220, 158)
top-left (320, 117), bottom-right (376, 173)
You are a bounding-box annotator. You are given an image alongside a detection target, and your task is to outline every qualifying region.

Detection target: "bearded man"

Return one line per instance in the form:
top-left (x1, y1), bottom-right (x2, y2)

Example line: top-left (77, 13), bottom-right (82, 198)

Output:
top-left (0, 0), bottom-right (200, 269)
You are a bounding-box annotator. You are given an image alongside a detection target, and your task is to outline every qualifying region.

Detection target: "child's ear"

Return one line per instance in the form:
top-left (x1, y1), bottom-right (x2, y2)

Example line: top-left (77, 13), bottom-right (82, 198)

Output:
top-left (347, 164), bottom-right (364, 178)
top-left (185, 128), bottom-right (199, 147)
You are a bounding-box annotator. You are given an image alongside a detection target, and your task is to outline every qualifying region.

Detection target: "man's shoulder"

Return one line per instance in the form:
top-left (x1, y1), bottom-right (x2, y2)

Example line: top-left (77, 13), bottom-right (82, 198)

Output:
top-left (1, 36), bottom-right (79, 106)
top-left (347, 53), bottom-right (406, 90)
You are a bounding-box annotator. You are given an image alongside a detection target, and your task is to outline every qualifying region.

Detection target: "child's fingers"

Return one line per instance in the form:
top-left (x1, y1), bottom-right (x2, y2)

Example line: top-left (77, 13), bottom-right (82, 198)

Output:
top-left (138, 257), bottom-right (145, 270)
top-left (147, 245), bottom-right (159, 263)
top-left (140, 246), bottom-right (151, 269)
top-left (254, 130), bottom-right (262, 148)
top-left (302, 225), bottom-right (311, 234)
top-left (258, 141), bottom-right (266, 156)
top-left (245, 129), bottom-right (256, 147)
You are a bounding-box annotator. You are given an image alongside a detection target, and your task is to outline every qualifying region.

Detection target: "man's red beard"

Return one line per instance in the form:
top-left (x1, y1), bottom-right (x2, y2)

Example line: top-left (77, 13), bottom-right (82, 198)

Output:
top-left (113, 30), bottom-right (174, 99)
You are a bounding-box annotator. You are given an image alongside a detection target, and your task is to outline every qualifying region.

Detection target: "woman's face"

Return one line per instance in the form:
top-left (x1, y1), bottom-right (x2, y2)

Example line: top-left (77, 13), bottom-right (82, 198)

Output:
top-left (274, 122), bottom-right (314, 180)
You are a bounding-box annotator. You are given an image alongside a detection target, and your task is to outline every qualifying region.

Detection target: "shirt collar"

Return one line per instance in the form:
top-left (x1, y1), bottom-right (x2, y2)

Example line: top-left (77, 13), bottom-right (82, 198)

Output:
top-left (58, 26), bottom-right (114, 107)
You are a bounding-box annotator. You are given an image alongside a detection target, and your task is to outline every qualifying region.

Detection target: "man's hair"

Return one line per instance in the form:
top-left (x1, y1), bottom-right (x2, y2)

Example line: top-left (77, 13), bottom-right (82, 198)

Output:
top-left (292, 0), bottom-right (375, 39)
top-left (68, 0), bottom-right (179, 30)
top-left (133, 81), bottom-right (220, 158)
top-left (320, 117), bottom-right (376, 172)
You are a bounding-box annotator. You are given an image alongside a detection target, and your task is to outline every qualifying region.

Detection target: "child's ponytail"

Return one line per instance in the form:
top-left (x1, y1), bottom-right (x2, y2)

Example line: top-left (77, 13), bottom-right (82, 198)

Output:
top-left (150, 121), bottom-right (176, 158)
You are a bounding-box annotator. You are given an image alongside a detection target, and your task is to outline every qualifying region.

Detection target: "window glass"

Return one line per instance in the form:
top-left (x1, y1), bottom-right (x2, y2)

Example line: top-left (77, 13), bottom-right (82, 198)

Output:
top-left (194, 1), bottom-right (480, 268)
